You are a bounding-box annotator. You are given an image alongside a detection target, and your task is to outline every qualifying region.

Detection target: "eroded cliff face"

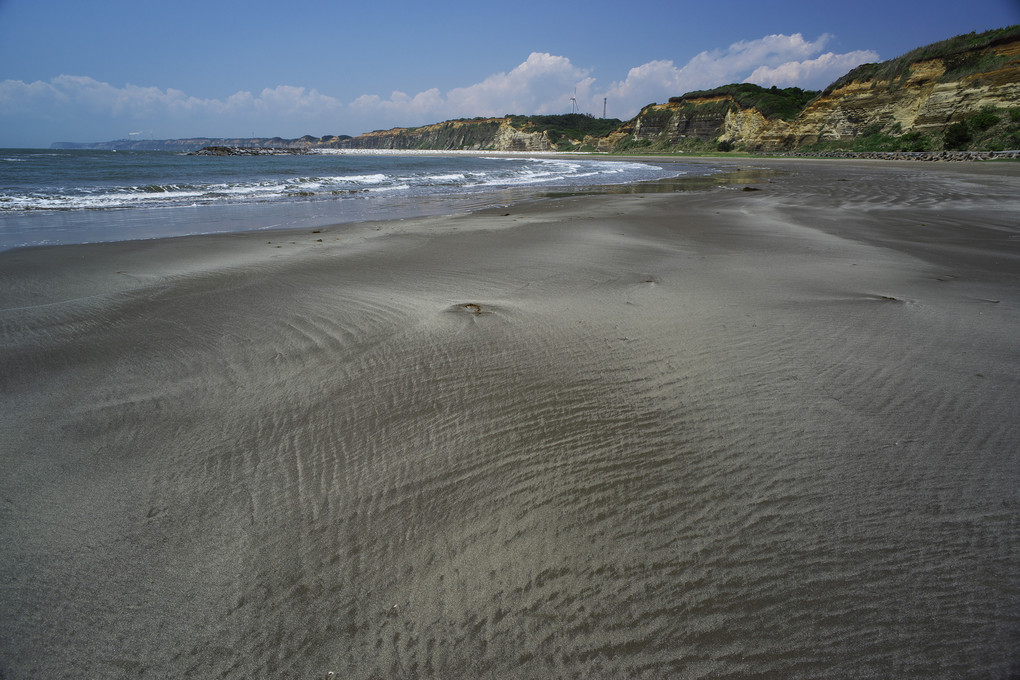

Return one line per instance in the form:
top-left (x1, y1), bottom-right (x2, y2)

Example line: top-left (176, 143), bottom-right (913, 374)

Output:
top-left (791, 61), bottom-right (957, 147)
top-left (721, 106), bottom-right (784, 146)
top-left (336, 118), bottom-right (552, 151)
top-left (615, 37), bottom-right (1020, 152)
top-left (777, 47), bottom-right (1020, 150)
top-left (613, 98), bottom-right (735, 149)
top-left (490, 120), bottom-right (554, 151)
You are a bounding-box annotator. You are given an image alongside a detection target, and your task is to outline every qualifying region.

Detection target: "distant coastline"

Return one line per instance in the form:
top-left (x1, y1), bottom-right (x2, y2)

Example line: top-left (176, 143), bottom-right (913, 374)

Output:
top-left (50, 135), bottom-right (347, 152)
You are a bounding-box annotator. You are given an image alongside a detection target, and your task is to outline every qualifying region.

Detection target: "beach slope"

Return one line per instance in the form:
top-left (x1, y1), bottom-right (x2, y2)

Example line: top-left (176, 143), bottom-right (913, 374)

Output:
top-left (1, 159), bottom-right (1018, 679)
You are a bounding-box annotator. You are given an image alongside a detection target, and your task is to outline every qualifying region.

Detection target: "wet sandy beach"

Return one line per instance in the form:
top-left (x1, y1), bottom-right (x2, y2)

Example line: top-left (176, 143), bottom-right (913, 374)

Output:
top-left (1, 158), bottom-right (1018, 679)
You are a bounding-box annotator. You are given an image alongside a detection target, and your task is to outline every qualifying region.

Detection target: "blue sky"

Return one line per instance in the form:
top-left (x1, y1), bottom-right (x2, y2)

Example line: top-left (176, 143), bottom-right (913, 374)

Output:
top-left (1, 0), bottom-right (1017, 147)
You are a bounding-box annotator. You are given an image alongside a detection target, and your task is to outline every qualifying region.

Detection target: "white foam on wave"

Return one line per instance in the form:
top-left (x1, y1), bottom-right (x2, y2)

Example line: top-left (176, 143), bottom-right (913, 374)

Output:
top-left (1, 188), bottom-right (207, 211)
top-left (333, 173), bottom-right (388, 185)
top-left (0, 154), bottom-right (685, 213)
top-left (421, 173), bottom-right (467, 182)
top-left (366, 184), bottom-right (411, 193)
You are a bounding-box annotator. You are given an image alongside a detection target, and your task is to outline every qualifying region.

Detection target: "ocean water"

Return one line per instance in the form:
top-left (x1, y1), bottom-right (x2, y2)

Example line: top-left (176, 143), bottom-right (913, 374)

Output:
top-left (0, 149), bottom-right (696, 251)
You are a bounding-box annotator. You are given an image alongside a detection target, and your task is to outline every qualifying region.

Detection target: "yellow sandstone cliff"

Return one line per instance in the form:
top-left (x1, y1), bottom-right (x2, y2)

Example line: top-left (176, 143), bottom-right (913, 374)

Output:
top-left (616, 28), bottom-right (1020, 152)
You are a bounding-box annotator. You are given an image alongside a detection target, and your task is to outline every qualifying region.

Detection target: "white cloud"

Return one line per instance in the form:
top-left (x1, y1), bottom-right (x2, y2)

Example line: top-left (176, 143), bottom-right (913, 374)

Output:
top-left (0, 34), bottom-right (879, 145)
top-left (40, 75), bottom-right (205, 117)
top-left (593, 34), bottom-right (876, 118)
top-left (0, 75), bottom-right (343, 138)
top-left (351, 88), bottom-right (445, 119)
top-left (348, 35), bottom-right (877, 128)
top-left (0, 77), bottom-right (68, 114)
top-left (743, 50), bottom-right (879, 87)
top-left (597, 60), bottom-right (687, 112)
top-left (252, 85), bottom-right (342, 115)
top-left (445, 52), bottom-right (595, 116)
top-left (351, 52), bottom-right (594, 127)
top-left (687, 33), bottom-right (834, 81)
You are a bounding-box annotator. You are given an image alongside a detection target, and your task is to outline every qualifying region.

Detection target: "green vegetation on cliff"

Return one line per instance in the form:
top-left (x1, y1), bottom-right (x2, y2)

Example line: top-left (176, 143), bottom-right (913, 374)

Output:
top-left (342, 114), bottom-right (624, 151)
top-left (669, 84), bottom-right (819, 121)
top-left (506, 113), bottom-right (623, 149)
top-left (796, 105), bottom-right (1020, 153)
top-left (823, 25), bottom-right (1020, 94)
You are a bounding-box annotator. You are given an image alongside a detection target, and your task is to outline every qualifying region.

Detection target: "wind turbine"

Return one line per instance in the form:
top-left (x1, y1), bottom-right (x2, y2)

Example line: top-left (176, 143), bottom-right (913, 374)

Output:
top-left (570, 88), bottom-right (578, 114)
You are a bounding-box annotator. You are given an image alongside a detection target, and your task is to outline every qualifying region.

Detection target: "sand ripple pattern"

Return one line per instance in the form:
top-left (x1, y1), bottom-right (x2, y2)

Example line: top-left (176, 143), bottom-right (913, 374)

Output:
top-left (1, 162), bottom-right (1018, 679)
